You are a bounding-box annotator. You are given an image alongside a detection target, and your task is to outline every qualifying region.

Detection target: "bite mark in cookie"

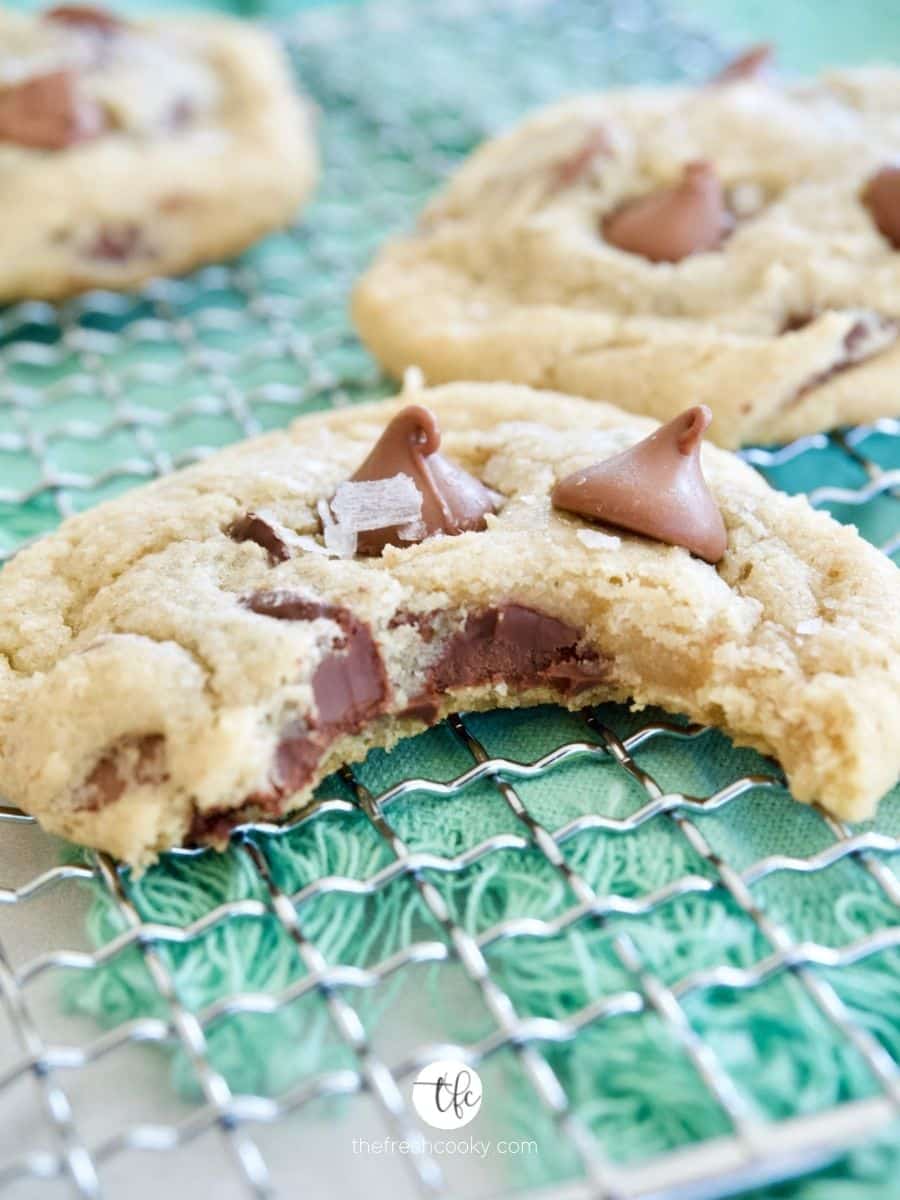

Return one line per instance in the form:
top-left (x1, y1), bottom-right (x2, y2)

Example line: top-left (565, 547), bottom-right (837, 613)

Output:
top-left (603, 161), bottom-right (733, 263)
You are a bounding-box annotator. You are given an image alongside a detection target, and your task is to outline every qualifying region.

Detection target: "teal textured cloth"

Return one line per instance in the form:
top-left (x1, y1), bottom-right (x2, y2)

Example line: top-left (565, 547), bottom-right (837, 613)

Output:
top-left (0, 1), bottom-right (898, 1196)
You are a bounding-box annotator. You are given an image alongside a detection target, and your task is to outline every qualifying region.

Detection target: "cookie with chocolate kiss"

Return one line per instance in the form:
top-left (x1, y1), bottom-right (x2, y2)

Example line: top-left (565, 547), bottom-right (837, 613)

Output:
top-left (602, 162), bottom-right (733, 264)
top-left (1, 383), bottom-right (898, 867)
top-left (354, 65), bottom-right (900, 447)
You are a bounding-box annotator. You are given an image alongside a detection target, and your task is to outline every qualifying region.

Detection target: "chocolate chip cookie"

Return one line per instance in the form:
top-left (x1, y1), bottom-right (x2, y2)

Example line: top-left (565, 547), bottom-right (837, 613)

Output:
top-left (353, 62), bottom-right (900, 447)
top-left (0, 6), bottom-right (317, 301)
top-left (1, 381), bottom-right (897, 867)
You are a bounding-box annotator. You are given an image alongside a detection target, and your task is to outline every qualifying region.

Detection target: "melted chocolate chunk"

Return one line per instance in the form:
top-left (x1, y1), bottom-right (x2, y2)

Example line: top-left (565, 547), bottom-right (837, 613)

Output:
top-left (243, 590), bottom-right (389, 793)
top-left (862, 165), bottom-right (900, 249)
top-left (194, 601), bottom-right (607, 844)
top-left (227, 512), bottom-right (290, 564)
top-left (603, 161), bottom-right (733, 264)
top-left (552, 406), bottom-right (728, 564)
top-left (710, 43), bottom-right (774, 84)
top-left (0, 69), bottom-right (105, 150)
top-left (337, 405), bottom-right (496, 556)
top-left (74, 734), bottom-right (167, 810)
top-left (403, 605), bottom-right (610, 719)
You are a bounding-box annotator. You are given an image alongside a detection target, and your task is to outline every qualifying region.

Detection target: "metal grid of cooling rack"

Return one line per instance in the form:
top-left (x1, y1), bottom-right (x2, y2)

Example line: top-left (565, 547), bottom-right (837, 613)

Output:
top-left (1, 0), bottom-right (900, 1197)
top-left (3, 707), bottom-right (900, 1200)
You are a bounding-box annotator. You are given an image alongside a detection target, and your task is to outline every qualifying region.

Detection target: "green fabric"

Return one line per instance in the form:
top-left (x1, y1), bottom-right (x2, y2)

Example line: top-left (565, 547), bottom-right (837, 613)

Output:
top-left (1, 0), bottom-right (899, 1195)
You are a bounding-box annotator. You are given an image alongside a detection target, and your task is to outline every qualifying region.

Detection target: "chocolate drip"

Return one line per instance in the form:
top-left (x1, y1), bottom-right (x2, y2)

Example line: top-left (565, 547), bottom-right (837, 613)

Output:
top-left (343, 405), bottom-right (495, 556)
top-left (603, 161), bottom-right (733, 263)
top-left (710, 43), bottom-right (774, 84)
top-left (0, 69), bottom-right (105, 150)
top-left (227, 512), bottom-right (290, 564)
top-left (552, 406), bottom-right (727, 563)
top-left (862, 166), bottom-right (900, 250)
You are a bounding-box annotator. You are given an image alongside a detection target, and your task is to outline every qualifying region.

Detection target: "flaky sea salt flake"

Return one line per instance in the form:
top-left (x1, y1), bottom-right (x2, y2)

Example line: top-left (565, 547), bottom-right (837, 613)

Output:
top-left (330, 474), bottom-right (423, 533)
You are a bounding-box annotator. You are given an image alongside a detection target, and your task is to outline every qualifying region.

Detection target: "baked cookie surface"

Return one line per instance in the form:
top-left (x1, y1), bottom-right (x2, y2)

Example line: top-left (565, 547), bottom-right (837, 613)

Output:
top-left (0, 6), bottom-right (317, 301)
top-left (1, 382), bottom-right (898, 866)
top-left (354, 67), bottom-right (900, 447)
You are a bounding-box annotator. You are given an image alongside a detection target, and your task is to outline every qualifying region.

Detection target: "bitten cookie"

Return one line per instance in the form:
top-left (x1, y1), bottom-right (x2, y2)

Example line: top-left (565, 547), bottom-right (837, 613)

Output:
top-left (1, 382), bottom-right (898, 867)
top-left (353, 60), bottom-right (900, 447)
top-left (0, 5), bottom-right (317, 301)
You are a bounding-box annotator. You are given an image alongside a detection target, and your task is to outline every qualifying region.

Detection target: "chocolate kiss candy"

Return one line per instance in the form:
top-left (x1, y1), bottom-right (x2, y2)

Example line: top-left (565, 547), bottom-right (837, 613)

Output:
top-left (347, 405), bottom-right (496, 556)
top-left (552, 405), bottom-right (728, 563)
top-left (711, 43), bottom-right (775, 84)
top-left (862, 166), bottom-right (900, 250)
top-left (603, 161), bottom-right (733, 263)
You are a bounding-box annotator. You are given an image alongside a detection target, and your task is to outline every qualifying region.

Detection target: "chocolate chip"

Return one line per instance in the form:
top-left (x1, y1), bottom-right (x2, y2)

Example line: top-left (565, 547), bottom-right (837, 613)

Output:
top-left (710, 43), bottom-right (775, 84)
top-left (552, 406), bottom-right (728, 564)
top-left (404, 604), bottom-right (610, 719)
top-left (338, 405), bottom-right (496, 556)
top-left (74, 734), bottom-right (167, 810)
top-left (227, 512), bottom-right (290, 565)
top-left (0, 69), bottom-right (105, 150)
top-left (862, 166), bottom-right (900, 249)
top-left (602, 161), bottom-right (733, 263)
top-left (86, 224), bottom-right (149, 262)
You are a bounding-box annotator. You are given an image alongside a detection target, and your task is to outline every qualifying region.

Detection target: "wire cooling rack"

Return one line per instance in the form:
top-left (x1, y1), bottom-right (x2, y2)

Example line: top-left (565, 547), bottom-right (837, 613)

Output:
top-left (1, 1), bottom-right (900, 1198)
